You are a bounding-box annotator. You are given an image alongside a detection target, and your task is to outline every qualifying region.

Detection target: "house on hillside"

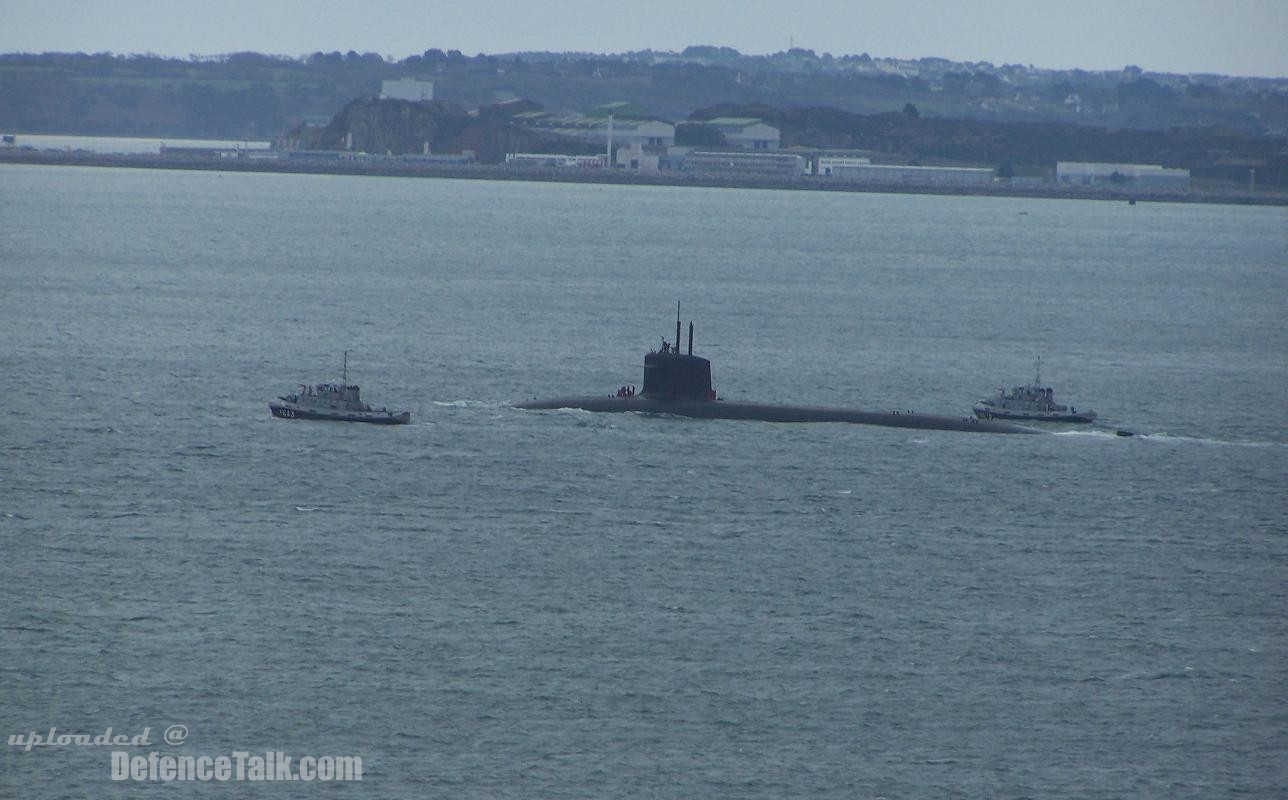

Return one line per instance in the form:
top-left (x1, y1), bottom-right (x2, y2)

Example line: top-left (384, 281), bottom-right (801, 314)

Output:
top-left (380, 79), bottom-right (434, 102)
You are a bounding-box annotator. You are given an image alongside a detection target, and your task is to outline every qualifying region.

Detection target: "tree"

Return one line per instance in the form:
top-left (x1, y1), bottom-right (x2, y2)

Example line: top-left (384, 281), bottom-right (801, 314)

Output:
top-left (902, 102), bottom-right (920, 118)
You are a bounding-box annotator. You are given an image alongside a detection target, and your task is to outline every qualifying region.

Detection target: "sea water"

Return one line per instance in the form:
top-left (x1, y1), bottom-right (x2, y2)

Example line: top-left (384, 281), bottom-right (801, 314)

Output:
top-left (1, 163), bottom-right (1286, 798)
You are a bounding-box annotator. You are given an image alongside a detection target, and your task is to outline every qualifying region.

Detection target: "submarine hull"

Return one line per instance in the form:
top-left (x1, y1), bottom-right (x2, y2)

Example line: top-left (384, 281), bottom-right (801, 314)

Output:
top-left (515, 395), bottom-right (1039, 434)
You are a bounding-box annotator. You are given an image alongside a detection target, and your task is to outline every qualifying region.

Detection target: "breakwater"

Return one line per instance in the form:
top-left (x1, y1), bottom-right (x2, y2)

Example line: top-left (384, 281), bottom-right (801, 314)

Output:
top-left (2, 148), bottom-right (1282, 206)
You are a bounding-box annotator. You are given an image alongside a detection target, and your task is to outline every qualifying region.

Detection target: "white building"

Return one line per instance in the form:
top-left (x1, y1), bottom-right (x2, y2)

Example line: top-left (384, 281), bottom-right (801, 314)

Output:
top-left (816, 156), bottom-right (871, 176)
top-left (1056, 162), bottom-right (1189, 189)
top-left (683, 150), bottom-right (805, 177)
top-left (614, 143), bottom-right (660, 172)
top-left (828, 164), bottom-right (994, 186)
top-left (380, 79), bottom-right (434, 102)
top-left (505, 153), bottom-right (607, 168)
top-left (703, 118), bottom-right (781, 150)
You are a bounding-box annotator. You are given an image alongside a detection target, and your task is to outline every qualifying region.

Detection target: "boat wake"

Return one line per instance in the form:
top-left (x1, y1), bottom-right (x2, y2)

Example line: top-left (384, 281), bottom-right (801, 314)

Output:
top-left (1052, 429), bottom-right (1286, 448)
top-left (1133, 432), bottom-right (1285, 448)
top-left (432, 399), bottom-right (505, 409)
top-left (1051, 429), bottom-right (1126, 440)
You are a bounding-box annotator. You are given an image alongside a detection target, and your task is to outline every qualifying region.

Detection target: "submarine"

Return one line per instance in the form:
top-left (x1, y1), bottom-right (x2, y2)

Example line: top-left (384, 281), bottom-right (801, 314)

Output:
top-left (516, 312), bottom-right (1039, 435)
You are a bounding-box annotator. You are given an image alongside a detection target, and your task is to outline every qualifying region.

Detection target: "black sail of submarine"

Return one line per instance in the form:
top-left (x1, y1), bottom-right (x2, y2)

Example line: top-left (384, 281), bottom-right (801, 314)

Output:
top-left (643, 320), bottom-right (713, 401)
top-left (515, 317), bottom-right (1038, 435)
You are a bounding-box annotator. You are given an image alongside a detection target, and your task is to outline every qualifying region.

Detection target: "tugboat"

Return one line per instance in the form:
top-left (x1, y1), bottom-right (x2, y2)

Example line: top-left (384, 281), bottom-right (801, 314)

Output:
top-left (515, 306), bottom-right (1038, 435)
top-left (973, 358), bottom-right (1095, 423)
top-left (270, 352), bottom-right (410, 425)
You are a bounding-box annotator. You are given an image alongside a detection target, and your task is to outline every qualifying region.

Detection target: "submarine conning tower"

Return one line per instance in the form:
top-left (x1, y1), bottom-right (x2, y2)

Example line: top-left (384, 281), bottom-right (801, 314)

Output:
top-left (642, 318), bottom-right (714, 401)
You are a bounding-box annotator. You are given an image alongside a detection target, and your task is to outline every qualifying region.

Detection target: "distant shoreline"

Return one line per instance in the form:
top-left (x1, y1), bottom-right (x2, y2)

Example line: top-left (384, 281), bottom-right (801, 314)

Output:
top-left (3, 149), bottom-right (1284, 207)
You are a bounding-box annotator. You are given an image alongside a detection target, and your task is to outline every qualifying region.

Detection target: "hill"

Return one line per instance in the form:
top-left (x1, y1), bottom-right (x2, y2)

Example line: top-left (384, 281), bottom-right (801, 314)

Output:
top-left (4, 48), bottom-right (1286, 136)
top-left (2, 47), bottom-right (1286, 186)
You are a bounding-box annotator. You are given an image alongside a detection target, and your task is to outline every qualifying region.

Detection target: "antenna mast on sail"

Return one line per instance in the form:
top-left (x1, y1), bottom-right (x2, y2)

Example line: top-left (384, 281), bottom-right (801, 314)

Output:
top-left (343, 350), bottom-right (349, 384)
top-left (675, 301), bottom-right (681, 353)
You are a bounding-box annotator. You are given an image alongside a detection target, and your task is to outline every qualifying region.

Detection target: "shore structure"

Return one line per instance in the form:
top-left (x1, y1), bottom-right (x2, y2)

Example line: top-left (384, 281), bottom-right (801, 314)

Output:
top-left (1, 148), bottom-right (1280, 207)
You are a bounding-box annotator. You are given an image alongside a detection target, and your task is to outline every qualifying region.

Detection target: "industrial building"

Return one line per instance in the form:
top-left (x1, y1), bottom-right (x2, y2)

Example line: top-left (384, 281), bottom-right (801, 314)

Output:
top-left (511, 112), bottom-right (675, 150)
top-left (827, 163), bottom-right (995, 187)
top-left (614, 143), bottom-right (660, 172)
top-left (1056, 162), bottom-right (1190, 189)
top-left (682, 150), bottom-right (806, 177)
top-left (701, 118), bottom-right (781, 150)
top-left (816, 155), bottom-right (872, 175)
top-left (505, 153), bottom-right (608, 168)
top-left (602, 117), bottom-right (675, 148)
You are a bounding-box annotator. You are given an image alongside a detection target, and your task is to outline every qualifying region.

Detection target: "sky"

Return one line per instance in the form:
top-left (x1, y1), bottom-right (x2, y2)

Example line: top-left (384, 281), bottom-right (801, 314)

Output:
top-left (5, 0), bottom-right (1287, 78)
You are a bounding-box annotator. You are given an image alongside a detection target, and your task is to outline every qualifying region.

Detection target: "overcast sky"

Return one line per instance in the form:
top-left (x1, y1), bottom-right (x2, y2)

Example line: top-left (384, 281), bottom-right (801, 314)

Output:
top-left (6, 0), bottom-right (1287, 78)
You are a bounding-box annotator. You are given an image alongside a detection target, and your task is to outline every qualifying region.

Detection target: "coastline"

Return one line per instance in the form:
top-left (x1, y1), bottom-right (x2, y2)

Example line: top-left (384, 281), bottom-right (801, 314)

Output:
top-left (3, 148), bottom-right (1283, 207)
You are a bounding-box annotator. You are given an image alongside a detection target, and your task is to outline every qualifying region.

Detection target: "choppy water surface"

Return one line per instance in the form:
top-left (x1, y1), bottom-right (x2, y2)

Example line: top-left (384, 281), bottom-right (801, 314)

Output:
top-left (2, 164), bottom-right (1286, 798)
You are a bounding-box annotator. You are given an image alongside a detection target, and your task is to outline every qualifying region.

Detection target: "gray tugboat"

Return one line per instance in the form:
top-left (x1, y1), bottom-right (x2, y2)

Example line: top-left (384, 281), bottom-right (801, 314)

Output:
top-left (973, 358), bottom-right (1095, 423)
top-left (270, 352), bottom-right (410, 425)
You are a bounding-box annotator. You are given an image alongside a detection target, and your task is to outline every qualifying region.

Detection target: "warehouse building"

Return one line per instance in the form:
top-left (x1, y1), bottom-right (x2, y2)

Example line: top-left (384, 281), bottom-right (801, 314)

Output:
top-left (701, 118), bottom-right (781, 150)
top-left (1056, 162), bottom-right (1190, 189)
top-left (505, 153), bottom-right (607, 168)
top-left (827, 163), bottom-right (995, 187)
top-left (816, 155), bottom-right (872, 176)
top-left (682, 150), bottom-right (805, 177)
top-left (512, 112), bottom-right (675, 149)
top-left (614, 143), bottom-right (660, 172)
